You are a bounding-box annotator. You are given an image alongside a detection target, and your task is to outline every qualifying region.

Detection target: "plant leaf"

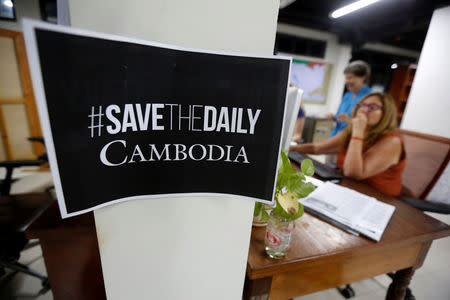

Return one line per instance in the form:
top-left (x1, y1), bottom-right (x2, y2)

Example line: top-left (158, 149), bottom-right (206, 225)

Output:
top-left (286, 172), bottom-right (306, 192)
top-left (301, 158), bottom-right (315, 177)
top-left (273, 151), bottom-right (315, 221)
top-left (292, 182), bottom-right (316, 199)
top-left (297, 202), bottom-right (304, 218)
top-left (273, 198), bottom-right (304, 220)
top-left (253, 202), bottom-right (262, 217)
top-left (261, 209), bottom-right (270, 221)
top-left (277, 152), bottom-right (297, 189)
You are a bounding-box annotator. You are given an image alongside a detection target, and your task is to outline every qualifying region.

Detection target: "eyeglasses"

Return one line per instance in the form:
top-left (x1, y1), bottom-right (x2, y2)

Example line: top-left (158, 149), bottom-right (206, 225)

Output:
top-left (356, 103), bottom-right (382, 111)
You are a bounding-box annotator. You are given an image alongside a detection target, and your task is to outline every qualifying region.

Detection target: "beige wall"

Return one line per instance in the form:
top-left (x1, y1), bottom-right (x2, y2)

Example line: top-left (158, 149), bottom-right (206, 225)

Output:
top-left (0, 34), bottom-right (34, 159)
top-left (2, 103), bottom-right (34, 158)
top-left (0, 36), bottom-right (23, 98)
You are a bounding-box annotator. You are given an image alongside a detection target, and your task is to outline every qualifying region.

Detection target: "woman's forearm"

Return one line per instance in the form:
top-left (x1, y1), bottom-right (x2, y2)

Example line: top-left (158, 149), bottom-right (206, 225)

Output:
top-left (343, 139), bottom-right (365, 178)
top-left (343, 114), bottom-right (367, 179)
top-left (290, 143), bottom-right (316, 154)
top-left (290, 132), bottom-right (342, 155)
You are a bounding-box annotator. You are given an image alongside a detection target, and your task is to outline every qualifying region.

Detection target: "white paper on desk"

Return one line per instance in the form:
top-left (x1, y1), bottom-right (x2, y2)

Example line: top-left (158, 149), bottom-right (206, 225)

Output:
top-left (354, 201), bottom-right (395, 241)
top-left (300, 182), bottom-right (374, 226)
top-left (299, 181), bottom-right (395, 241)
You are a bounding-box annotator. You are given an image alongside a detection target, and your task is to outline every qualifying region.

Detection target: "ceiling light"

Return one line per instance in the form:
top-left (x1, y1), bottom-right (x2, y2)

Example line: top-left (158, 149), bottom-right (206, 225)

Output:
top-left (330, 0), bottom-right (381, 19)
top-left (3, 0), bottom-right (13, 8)
top-left (391, 63), bottom-right (398, 69)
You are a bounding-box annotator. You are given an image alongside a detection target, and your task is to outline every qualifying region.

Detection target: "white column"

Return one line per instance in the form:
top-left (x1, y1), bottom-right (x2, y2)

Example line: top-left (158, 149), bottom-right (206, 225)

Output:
top-left (68, 1), bottom-right (280, 299)
top-left (401, 6), bottom-right (450, 138)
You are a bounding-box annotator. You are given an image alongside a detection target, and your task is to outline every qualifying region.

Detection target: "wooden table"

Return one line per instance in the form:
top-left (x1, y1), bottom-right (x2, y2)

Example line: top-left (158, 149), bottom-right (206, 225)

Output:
top-left (244, 177), bottom-right (450, 300)
top-left (24, 174), bottom-right (450, 300)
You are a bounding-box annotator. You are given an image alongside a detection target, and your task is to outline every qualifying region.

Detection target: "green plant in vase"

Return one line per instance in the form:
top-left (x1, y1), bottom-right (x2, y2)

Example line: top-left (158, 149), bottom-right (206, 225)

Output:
top-left (264, 151), bottom-right (315, 259)
top-left (253, 202), bottom-right (272, 226)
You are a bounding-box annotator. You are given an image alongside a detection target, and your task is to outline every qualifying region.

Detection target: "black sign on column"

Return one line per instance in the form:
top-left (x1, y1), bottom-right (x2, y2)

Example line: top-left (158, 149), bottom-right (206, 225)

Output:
top-left (23, 19), bottom-right (291, 218)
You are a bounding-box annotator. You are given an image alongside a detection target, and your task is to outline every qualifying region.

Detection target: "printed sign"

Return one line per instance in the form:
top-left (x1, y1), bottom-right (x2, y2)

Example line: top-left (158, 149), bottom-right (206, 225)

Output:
top-left (23, 20), bottom-right (291, 218)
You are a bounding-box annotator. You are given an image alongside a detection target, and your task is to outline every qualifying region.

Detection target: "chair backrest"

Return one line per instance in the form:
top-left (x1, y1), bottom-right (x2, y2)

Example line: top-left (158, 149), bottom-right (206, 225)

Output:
top-left (398, 129), bottom-right (450, 199)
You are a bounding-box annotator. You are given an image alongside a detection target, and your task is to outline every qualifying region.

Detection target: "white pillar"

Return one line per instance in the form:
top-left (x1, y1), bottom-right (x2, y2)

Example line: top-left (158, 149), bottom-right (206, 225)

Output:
top-left (401, 6), bottom-right (450, 138)
top-left (68, 1), bottom-right (280, 299)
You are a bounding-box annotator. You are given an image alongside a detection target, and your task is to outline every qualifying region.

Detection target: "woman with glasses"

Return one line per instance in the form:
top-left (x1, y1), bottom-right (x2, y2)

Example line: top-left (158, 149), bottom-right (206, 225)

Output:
top-left (290, 92), bottom-right (406, 196)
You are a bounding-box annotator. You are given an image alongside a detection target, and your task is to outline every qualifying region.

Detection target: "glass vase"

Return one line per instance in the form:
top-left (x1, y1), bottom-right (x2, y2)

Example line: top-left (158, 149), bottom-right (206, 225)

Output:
top-left (252, 205), bottom-right (272, 227)
top-left (264, 210), bottom-right (294, 259)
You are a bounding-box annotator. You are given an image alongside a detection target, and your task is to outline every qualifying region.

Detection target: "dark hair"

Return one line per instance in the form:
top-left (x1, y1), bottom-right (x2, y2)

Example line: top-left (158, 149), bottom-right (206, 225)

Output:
top-left (344, 60), bottom-right (371, 83)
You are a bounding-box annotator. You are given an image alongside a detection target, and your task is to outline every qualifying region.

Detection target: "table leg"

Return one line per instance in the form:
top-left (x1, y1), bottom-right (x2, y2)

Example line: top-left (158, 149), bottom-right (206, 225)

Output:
top-left (385, 267), bottom-right (415, 300)
top-left (243, 275), bottom-right (272, 300)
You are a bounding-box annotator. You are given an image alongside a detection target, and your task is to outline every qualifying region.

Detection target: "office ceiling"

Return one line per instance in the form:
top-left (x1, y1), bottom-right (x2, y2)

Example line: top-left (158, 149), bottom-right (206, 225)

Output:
top-left (278, 0), bottom-right (450, 51)
top-left (39, 0), bottom-right (448, 52)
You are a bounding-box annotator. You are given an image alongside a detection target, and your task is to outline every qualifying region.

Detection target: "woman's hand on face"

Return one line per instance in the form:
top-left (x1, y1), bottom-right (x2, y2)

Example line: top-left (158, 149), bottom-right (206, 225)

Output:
top-left (352, 113), bottom-right (367, 137)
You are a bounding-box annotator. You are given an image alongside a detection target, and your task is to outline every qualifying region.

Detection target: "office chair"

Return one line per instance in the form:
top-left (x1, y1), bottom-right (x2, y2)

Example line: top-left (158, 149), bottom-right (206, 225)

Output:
top-left (396, 129), bottom-right (450, 213)
top-left (0, 139), bottom-right (54, 296)
top-left (27, 137), bottom-right (48, 163)
top-left (338, 129), bottom-right (450, 300)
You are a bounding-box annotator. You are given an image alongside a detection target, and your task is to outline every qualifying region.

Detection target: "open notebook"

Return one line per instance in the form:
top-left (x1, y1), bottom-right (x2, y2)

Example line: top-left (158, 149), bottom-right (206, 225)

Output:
top-left (299, 181), bottom-right (395, 241)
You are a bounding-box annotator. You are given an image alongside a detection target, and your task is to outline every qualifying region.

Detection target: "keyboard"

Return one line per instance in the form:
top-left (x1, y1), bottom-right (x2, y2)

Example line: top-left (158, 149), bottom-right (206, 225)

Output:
top-left (288, 151), bottom-right (343, 181)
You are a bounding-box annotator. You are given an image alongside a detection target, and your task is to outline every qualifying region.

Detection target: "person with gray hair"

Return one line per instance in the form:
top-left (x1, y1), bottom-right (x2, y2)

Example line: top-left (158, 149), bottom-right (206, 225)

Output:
top-left (328, 60), bottom-right (372, 137)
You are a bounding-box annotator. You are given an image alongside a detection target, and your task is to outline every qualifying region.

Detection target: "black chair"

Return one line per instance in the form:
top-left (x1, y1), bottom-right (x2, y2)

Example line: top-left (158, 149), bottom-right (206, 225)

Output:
top-left (27, 137), bottom-right (48, 163)
top-left (0, 143), bottom-right (54, 296)
top-left (0, 192), bottom-right (54, 290)
top-left (338, 129), bottom-right (450, 300)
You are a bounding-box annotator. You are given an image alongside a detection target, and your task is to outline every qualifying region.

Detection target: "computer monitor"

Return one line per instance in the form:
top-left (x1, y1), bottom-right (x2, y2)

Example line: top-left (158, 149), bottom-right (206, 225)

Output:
top-left (281, 87), bottom-right (303, 152)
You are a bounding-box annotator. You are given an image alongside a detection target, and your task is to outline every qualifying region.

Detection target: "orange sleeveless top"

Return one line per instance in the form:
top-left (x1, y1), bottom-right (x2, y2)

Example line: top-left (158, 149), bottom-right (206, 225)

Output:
top-left (337, 132), bottom-right (406, 197)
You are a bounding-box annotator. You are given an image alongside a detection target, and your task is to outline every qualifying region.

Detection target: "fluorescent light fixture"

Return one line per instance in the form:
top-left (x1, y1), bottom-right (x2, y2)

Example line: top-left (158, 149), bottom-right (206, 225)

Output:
top-left (391, 63), bottom-right (398, 69)
top-left (3, 0), bottom-right (13, 7)
top-left (330, 0), bottom-right (381, 19)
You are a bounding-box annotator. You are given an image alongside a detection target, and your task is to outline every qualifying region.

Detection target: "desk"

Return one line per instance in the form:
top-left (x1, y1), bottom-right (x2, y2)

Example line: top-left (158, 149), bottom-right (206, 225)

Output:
top-left (244, 174), bottom-right (450, 299)
top-left (24, 176), bottom-right (450, 300)
top-left (302, 117), bottom-right (335, 143)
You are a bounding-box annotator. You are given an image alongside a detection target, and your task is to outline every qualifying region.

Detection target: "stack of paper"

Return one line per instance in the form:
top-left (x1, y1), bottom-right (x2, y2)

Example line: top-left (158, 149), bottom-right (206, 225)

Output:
top-left (299, 182), bottom-right (395, 241)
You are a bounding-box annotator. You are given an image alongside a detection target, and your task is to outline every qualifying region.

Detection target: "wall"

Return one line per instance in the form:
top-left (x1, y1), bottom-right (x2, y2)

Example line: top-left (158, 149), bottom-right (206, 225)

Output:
top-left (0, 1), bottom-right (41, 31)
top-left (68, 0), bottom-right (279, 299)
top-left (401, 6), bottom-right (450, 138)
top-left (277, 23), bottom-right (352, 116)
